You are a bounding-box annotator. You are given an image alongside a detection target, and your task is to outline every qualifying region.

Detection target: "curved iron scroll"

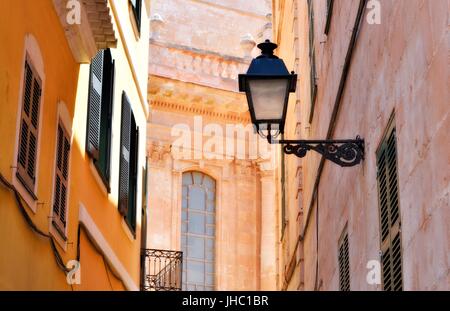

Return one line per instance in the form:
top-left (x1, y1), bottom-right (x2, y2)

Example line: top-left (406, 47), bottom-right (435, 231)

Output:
top-left (279, 137), bottom-right (365, 167)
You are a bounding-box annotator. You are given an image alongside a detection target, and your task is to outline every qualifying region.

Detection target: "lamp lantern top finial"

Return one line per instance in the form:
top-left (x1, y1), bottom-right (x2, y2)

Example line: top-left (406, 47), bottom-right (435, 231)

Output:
top-left (256, 39), bottom-right (279, 59)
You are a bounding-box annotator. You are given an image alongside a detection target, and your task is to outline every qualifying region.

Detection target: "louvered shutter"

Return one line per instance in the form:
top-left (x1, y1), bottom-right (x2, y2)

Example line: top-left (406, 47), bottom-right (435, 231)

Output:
top-left (377, 122), bottom-right (403, 291)
top-left (52, 123), bottom-right (71, 237)
top-left (307, 0), bottom-right (317, 122)
top-left (130, 0), bottom-right (142, 31)
top-left (128, 125), bottom-right (139, 231)
top-left (95, 49), bottom-right (115, 184)
top-left (86, 50), bottom-right (104, 160)
top-left (104, 58), bottom-right (115, 181)
top-left (119, 93), bottom-right (132, 216)
top-left (17, 58), bottom-right (42, 193)
top-left (338, 232), bottom-right (350, 291)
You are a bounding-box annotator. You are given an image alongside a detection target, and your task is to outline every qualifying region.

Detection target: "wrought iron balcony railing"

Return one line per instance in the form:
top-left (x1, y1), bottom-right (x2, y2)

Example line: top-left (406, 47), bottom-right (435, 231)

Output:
top-left (141, 248), bottom-right (183, 291)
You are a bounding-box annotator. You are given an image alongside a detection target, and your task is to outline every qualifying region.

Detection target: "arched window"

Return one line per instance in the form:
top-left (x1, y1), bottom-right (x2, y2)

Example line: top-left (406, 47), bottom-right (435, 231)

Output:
top-left (181, 171), bottom-right (216, 291)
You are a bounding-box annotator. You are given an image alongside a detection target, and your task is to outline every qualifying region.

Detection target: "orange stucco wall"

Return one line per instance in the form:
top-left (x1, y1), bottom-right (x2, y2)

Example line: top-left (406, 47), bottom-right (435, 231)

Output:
top-left (0, 0), bottom-right (79, 290)
top-left (0, 0), bottom-right (147, 290)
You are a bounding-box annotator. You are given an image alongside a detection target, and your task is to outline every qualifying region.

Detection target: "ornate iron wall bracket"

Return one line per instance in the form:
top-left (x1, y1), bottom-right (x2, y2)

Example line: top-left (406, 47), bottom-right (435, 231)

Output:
top-left (271, 136), bottom-right (365, 167)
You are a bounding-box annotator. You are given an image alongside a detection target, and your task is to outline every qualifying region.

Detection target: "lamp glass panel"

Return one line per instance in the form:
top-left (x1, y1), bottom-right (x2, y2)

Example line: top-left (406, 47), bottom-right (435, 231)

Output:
top-left (248, 79), bottom-right (289, 121)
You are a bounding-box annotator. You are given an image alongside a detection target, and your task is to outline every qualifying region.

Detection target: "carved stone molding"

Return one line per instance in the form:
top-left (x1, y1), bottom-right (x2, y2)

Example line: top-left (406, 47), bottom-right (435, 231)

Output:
top-left (148, 141), bottom-right (172, 165)
top-left (234, 159), bottom-right (257, 177)
top-left (150, 100), bottom-right (251, 124)
top-left (148, 75), bottom-right (251, 124)
top-left (53, 0), bottom-right (117, 63)
top-left (256, 159), bottom-right (276, 178)
top-left (149, 40), bottom-right (250, 92)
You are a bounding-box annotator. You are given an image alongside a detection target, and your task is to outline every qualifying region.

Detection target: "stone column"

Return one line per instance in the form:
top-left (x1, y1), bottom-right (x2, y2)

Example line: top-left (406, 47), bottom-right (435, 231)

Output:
top-left (258, 160), bottom-right (278, 290)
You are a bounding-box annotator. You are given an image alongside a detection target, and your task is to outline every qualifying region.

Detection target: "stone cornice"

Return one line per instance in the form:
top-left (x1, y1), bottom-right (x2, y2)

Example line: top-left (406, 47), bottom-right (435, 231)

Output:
top-left (150, 39), bottom-right (249, 64)
top-left (149, 40), bottom-right (250, 92)
top-left (150, 100), bottom-right (251, 124)
top-left (53, 0), bottom-right (117, 63)
top-left (148, 75), bottom-right (251, 123)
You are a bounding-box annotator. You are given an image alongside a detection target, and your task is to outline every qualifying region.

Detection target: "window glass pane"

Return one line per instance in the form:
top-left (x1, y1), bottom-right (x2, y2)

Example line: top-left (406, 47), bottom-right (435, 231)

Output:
top-left (181, 211), bottom-right (187, 221)
top-left (181, 235), bottom-right (187, 247)
top-left (192, 172), bottom-right (203, 184)
top-left (187, 236), bottom-right (204, 259)
top-left (186, 261), bottom-right (204, 283)
top-left (182, 172), bottom-right (192, 185)
top-left (206, 225), bottom-right (215, 237)
top-left (206, 214), bottom-right (214, 225)
top-left (182, 186), bottom-right (188, 197)
top-left (206, 239), bottom-right (214, 250)
top-left (206, 201), bottom-right (215, 212)
top-left (206, 263), bottom-right (213, 273)
top-left (203, 176), bottom-right (215, 190)
top-left (206, 249), bottom-right (214, 261)
top-left (188, 212), bottom-right (205, 234)
top-left (188, 186), bottom-right (205, 210)
top-left (207, 189), bottom-right (215, 202)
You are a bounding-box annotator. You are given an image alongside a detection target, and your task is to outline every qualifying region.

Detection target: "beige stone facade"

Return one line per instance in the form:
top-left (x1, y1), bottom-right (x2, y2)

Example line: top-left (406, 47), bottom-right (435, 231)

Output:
top-left (146, 0), bottom-right (276, 290)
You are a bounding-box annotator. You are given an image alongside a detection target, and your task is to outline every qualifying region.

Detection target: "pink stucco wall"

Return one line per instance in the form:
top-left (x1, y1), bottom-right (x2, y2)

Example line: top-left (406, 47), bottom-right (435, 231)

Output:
top-left (276, 0), bottom-right (449, 290)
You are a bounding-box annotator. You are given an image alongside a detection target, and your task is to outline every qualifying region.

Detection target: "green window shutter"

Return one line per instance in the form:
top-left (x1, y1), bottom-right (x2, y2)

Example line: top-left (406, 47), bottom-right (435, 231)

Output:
top-left (17, 58), bottom-right (42, 194)
top-left (119, 92), bottom-right (132, 216)
top-left (338, 231), bottom-right (350, 291)
top-left (377, 119), bottom-right (403, 291)
top-left (96, 49), bottom-right (115, 186)
top-left (127, 122), bottom-right (139, 233)
top-left (307, 0), bottom-right (317, 123)
top-left (87, 49), bottom-right (115, 190)
top-left (52, 122), bottom-right (71, 239)
top-left (86, 50), bottom-right (104, 160)
top-left (130, 0), bottom-right (142, 32)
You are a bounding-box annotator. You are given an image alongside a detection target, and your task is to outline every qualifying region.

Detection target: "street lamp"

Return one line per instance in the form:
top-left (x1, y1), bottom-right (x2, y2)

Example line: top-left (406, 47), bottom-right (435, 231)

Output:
top-left (239, 40), bottom-right (364, 167)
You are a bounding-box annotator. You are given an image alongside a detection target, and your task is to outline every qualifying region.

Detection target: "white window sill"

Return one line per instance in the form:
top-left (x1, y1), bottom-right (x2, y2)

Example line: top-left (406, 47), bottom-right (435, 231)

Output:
top-left (89, 160), bottom-right (110, 197)
top-left (121, 218), bottom-right (136, 242)
top-left (11, 170), bottom-right (38, 214)
top-left (49, 222), bottom-right (68, 252)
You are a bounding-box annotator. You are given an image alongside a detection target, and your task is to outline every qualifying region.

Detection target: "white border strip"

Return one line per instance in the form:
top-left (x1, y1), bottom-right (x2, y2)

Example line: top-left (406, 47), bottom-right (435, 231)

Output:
top-left (78, 203), bottom-right (138, 291)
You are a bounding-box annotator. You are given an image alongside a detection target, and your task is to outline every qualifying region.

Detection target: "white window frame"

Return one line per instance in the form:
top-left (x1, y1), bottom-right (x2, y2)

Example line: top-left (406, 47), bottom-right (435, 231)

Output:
top-left (48, 101), bottom-right (74, 251)
top-left (12, 33), bottom-right (46, 213)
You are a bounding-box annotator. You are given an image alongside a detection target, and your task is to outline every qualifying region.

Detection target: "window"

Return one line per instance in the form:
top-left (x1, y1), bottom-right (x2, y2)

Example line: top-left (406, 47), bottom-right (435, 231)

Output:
top-left (130, 0), bottom-right (142, 33)
top-left (119, 92), bottom-right (139, 235)
top-left (307, 0), bottom-right (317, 123)
top-left (324, 0), bottom-right (334, 35)
top-left (16, 57), bottom-right (42, 196)
top-left (86, 49), bottom-right (115, 190)
top-left (338, 230), bottom-right (350, 291)
top-left (52, 122), bottom-right (71, 239)
top-left (376, 116), bottom-right (403, 291)
top-left (181, 172), bottom-right (216, 291)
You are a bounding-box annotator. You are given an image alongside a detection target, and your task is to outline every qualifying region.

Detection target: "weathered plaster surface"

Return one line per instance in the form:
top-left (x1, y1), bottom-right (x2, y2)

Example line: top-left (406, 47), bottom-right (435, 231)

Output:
top-left (275, 0), bottom-right (449, 291)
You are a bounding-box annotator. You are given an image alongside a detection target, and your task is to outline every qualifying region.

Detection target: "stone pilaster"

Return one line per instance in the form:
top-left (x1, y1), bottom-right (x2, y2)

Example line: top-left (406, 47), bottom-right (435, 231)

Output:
top-left (257, 160), bottom-right (278, 290)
